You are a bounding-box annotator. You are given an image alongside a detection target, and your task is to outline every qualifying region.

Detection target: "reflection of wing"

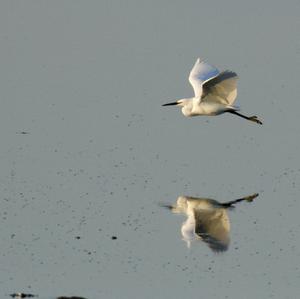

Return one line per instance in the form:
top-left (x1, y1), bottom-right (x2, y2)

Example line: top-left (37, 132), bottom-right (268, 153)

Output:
top-left (181, 212), bottom-right (196, 248)
top-left (202, 71), bottom-right (238, 105)
top-left (189, 58), bottom-right (220, 98)
top-left (194, 208), bottom-right (230, 252)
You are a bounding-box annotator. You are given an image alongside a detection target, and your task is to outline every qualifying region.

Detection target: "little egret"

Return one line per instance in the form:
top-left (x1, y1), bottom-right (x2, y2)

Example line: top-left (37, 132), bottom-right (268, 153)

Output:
top-left (162, 193), bottom-right (258, 251)
top-left (163, 58), bottom-right (262, 125)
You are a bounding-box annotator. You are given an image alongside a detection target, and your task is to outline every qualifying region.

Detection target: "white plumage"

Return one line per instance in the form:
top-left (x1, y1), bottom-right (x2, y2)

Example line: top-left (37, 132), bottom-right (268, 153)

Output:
top-left (163, 58), bottom-right (262, 124)
top-left (162, 193), bottom-right (258, 252)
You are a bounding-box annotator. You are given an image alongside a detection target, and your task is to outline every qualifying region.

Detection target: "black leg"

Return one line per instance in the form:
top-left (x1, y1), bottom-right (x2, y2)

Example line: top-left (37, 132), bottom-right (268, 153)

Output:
top-left (221, 193), bottom-right (259, 208)
top-left (227, 110), bottom-right (263, 125)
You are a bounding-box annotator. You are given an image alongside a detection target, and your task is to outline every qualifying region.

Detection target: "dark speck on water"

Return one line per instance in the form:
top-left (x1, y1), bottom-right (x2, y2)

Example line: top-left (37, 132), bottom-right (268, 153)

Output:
top-left (10, 293), bottom-right (36, 298)
top-left (57, 297), bottom-right (88, 299)
top-left (75, 236), bottom-right (81, 239)
top-left (111, 236), bottom-right (117, 240)
top-left (16, 131), bottom-right (29, 135)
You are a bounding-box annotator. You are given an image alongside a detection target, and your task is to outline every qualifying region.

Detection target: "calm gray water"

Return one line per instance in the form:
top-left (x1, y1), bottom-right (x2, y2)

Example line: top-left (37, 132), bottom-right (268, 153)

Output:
top-left (1, 1), bottom-right (300, 298)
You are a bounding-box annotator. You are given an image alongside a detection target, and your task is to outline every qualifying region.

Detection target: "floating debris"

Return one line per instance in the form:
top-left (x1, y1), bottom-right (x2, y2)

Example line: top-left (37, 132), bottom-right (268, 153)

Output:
top-left (16, 131), bottom-right (29, 135)
top-left (10, 293), bottom-right (36, 298)
top-left (111, 236), bottom-right (117, 240)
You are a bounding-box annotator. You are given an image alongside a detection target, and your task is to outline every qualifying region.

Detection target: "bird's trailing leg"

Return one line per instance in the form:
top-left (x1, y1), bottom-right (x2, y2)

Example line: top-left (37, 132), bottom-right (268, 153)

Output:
top-left (227, 110), bottom-right (263, 125)
top-left (221, 193), bottom-right (259, 208)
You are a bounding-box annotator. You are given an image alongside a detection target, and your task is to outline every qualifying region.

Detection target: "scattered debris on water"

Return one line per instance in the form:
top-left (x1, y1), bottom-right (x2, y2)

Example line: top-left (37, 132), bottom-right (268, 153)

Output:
top-left (10, 293), bottom-right (36, 298)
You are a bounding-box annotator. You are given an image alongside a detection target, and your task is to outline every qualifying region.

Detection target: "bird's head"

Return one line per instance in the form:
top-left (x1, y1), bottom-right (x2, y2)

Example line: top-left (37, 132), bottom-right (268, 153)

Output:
top-left (162, 99), bottom-right (193, 117)
top-left (162, 99), bottom-right (187, 107)
top-left (172, 196), bottom-right (188, 213)
top-left (159, 196), bottom-right (188, 214)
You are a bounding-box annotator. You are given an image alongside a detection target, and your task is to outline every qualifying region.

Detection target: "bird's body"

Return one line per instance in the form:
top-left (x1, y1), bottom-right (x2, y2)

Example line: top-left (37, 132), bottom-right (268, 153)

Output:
top-left (162, 193), bottom-right (258, 251)
top-left (179, 98), bottom-right (233, 117)
top-left (163, 58), bottom-right (262, 124)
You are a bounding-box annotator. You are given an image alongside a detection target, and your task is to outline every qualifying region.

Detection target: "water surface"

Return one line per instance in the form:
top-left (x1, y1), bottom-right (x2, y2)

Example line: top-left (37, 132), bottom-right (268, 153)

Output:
top-left (1, 0), bottom-right (300, 298)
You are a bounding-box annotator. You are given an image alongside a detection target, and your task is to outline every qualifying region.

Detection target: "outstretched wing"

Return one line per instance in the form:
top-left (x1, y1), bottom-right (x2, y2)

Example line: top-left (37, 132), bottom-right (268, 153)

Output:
top-left (188, 58), bottom-right (220, 98)
top-left (194, 208), bottom-right (230, 252)
top-left (202, 71), bottom-right (238, 105)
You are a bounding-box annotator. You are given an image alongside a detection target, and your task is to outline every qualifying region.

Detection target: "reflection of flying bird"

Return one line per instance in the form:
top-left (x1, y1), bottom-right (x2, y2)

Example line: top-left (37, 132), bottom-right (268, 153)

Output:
top-left (163, 58), bottom-right (262, 125)
top-left (162, 193), bottom-right (258, 252)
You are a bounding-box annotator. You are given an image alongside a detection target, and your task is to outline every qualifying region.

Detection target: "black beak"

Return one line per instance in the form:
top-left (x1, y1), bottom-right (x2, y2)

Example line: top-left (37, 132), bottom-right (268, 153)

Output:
top-left (162, 102), bottom-right (178, 107)
top-left (158, 203), bottom-right (173, 210)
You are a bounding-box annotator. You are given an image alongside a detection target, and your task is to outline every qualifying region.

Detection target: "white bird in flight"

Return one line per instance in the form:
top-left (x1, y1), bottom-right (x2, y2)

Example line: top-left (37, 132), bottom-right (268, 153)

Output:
top-left (162, 193), bottom-right (258, 252)
top-left (163, 58), bottom-right (262, 125)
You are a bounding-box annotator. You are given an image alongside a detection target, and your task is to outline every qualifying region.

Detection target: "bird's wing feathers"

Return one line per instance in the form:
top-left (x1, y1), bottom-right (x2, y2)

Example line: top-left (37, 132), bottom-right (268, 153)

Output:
top-left (188, 58), bottom-right (220, 98)
top-left (181, 213), bottom-right (197, 243)
top-left (194, 208), bottom-right (230, 252)
top-left (202, 71), bottom-right (238, 105)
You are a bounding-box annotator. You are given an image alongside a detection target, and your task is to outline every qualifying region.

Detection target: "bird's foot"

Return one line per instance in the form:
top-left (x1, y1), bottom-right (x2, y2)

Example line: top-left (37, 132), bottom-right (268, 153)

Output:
top-left (249, 116), bottom-right (263, 125)
top-left (244, 193), bottom-right (259, 202)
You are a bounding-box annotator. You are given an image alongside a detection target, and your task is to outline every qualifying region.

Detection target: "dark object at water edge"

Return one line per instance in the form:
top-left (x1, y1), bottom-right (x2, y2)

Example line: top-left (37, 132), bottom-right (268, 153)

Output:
top-left (10, 293), bottom-right (36, 298)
